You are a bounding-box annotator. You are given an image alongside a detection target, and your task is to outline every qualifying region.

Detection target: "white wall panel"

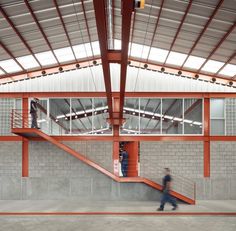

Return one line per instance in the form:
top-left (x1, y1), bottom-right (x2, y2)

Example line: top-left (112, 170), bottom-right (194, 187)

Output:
top-left (125, 66), bottom-right (236, 92)
top-left (0, 65), bottom-right (235, 92)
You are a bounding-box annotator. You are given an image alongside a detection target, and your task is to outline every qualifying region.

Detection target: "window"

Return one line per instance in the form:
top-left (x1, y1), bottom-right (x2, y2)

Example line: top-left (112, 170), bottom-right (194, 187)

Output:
top-left (120, 98), bottom-right (203, 135)
top-left (210, 98), bottom-right (225, 135)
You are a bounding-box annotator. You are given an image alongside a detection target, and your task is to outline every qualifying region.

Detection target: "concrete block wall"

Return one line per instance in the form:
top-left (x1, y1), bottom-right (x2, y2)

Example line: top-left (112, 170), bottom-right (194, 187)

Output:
top-left (211, 142), bottom-right (236, 177)
top-left (140, 141), bottom-right (236, 200)
top-left (29, 141), bottom-right (113, 177)
top-left (0, 141), bottom-right (162, 200)
top-left (0, 142), bottom-right (22, 176)
top-left (140, 141), bottom-right (203, 178)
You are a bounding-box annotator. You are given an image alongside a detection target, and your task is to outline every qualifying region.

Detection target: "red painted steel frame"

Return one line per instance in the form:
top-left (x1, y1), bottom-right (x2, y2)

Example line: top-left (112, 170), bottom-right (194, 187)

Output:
top-left (119, 0), bottom-right (134, 120)
top-left (93, 0), bottom-right (113, 120)
top-left (204, 98), bottom-right (210, 177)
top-left (22, 98), bottom-right (29, 177)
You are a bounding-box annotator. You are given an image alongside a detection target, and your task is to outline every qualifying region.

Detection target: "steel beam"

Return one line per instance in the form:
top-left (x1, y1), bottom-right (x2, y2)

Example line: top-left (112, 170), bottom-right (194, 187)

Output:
top-left (163, 0), bottom-right (193, 65)
top-left (24, 0), bottom-right (60, 64)
top-left (197, 23), bottom-right (236, 73)
top-left (180, 0), bottom-right (225, 70)
top-left (0, 42), bottom-right (25, 71)
top-left (53, 0), bottom-right (77, 61)
top-left (0, 7), bottom-right (42, 68)
top-left (119, 0), bottom-right (134, 120)
top-left (93, 0), bottom-right (113, 120)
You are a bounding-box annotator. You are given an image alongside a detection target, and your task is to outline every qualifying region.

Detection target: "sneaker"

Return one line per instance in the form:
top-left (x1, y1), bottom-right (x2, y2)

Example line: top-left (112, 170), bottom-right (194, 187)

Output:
top-left (172, 206), bottom-right (178, 211)
top-left (157, 208), bottom-right (164, 211)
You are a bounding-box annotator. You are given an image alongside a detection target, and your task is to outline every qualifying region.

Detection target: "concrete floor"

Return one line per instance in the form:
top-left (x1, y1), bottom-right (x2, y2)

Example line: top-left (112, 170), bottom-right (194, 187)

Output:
top-left (0, 216), bottom-right (235, 231)
top-left (0, 200), bottom-right (236, 213)
top-left (0, 200), bottom-right (235, 231)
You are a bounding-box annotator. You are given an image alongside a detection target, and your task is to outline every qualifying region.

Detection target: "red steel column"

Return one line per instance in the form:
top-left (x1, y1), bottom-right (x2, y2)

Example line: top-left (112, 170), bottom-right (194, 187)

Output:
top-left (113, 125), bottom-right (120, 176)
top-left (204, 97), bottom-right (210, 177)
top-left (22, 98), bottom-right (29, 177)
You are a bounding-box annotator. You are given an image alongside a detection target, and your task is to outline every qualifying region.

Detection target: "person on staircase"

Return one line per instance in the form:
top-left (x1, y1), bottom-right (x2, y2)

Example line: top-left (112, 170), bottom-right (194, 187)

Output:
top-left (157, 168), bottom-right (178, 211)
top-left (120, 149), bottom-right (129, 177)
top-left (30, 98), bottom-right (40, 129)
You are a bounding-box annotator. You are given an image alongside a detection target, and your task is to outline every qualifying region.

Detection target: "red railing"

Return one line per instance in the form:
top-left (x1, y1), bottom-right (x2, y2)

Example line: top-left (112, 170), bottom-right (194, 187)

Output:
top-left (11, 109), bottom-right (31, 129)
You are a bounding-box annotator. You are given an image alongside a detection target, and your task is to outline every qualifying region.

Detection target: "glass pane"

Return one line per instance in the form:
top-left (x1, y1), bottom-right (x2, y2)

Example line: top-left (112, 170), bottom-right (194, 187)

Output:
top-left (225, 98), bottom-right (236, 135)
top-left (121, 98), bottom-right (140, 134)
top-left (211, 119), bottom-right (225, 135)
top-left (162, 99), bottom-right (183, 134)
top-left (139, 98), bottom-right (161, 134)
top-left (49, 98), bottom-right (71, 135)
top-left (184, 99), bottom-right (203, 134)
top-left (93, 98), bottom-right (112, 134)
top-left (0, 98), bottom-right (20, 135)
top-left (71, 98), bottom-right (93, 135)
top-left (210, 98), bottom-right (225, 118)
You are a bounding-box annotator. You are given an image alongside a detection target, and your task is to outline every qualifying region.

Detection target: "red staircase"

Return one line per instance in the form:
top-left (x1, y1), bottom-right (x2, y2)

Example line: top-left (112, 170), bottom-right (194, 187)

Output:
top-left (11, 109), bottom-right (195, 205)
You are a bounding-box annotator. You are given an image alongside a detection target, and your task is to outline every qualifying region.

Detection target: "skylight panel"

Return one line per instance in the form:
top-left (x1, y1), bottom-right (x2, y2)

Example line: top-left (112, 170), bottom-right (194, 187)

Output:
top-left (166, 51), bottom-right (187, 66)
top-left (16, 55), bottom-right (40, 69)
top-left (35, 51), bottom-right (57, 66)
top-left (184, 55), bottom-right (206, 69)
top-left (114, 39), bottom-right (121, 49)
top-left (130, 43), bottom-right (149, 59)
top-left (54, 47), bottom-right (75, 62)
top-left (0, 69), bottom-right (4, 75)
top-left (148, 47), bottom-right (169, 63)
top-left (73, 43), bottom-right (93, 59)
top-left (201, 60), bottom-right (225, 73)
top-left (0, 59), bottom-right (22, 73)
top-left (219, 64), bottom-right (236, 77)
top-left (91, 41), bottom-right (100, 56)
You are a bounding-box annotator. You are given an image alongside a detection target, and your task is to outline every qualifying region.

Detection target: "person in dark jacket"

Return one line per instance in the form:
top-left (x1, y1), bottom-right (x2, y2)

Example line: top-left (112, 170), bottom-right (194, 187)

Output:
top-left (30, 98), bottom-right (40, 129)
top-left (157, 168), bottom-right (178, 211)
top-left (120, 149), bottom-right (128, 177)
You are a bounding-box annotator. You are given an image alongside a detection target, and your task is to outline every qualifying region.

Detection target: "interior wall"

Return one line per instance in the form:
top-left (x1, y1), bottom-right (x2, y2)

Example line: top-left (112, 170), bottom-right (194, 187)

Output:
top-left (140, 141), bottom-right (236, 200)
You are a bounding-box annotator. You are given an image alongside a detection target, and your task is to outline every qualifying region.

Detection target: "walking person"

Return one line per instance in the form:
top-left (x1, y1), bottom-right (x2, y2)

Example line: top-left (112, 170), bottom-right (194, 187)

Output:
top-left (120, 149), bottom-right (128, 177)
top-left (157, 168), bottom-right (178, 211)
top-left (30, 98), bottom-right (40, 129)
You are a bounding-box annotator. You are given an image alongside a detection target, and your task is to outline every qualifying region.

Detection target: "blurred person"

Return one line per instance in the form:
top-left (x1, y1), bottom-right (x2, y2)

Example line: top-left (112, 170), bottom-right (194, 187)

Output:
top-left (157, 168), bottom-right (178, 211)
top-left (30, 98), bottom-right (40, 129)
top-left (120, 149), bottom-right (128, 177)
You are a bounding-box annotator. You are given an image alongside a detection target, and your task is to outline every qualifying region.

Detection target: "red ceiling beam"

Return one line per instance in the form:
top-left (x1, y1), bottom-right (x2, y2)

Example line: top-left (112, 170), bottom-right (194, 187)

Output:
top-left (0, 7), bottom-right (42, 68)
top-left (1, 54), bottom-right (235, 84)
top-left (196, 22), bottom-right (236, 73)
top-left (0, 42), bottom-right (25, 71)
top-left (53, 0), bottom-right (77, 62)
top-left (23, 0), bottom-right (60, 65)
top-left (180, 0), bottom-right (225, 70)
top-left (93, 0), bottom-right (113, 120)
top-left (215, 51), bottom-right (236, 75)
top-left (146, 0), bottom-right (165, 61)
top-left (81, 0), bottom-right (94, 58)
top-left (163, 0), bottom-right (193, 65)
top-left (119, 0), bottom-right (134, 120)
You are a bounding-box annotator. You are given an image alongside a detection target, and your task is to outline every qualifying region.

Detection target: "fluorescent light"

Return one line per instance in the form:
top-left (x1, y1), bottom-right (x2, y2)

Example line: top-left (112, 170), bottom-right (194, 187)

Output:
top-left (166, 51), bottom-right (187, 66)
top-left (54, 47), bottom-right (75, 62)
top-left (148, 47), bottom-right (168, 63)
top-left (219, 64), bottom-right (236, 77)
top-left (35, 51), bottom-right (57, 66)
top-left (17, 55), bottom-right (40, 69)
top-left (184, 55), bottom-right (206, 70)
top-left (201, 60), bottom-right (224, 73)
top-left (0, 59), bottom-right (22, 73)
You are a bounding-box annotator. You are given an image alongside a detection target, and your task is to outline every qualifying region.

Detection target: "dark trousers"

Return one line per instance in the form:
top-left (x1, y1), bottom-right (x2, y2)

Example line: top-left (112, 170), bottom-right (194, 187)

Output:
top-left (160, 190), bottom-right (177, 209)
top-left (30, 112), bottom-right (38, 128)
top-left (121, 162), bottom-right (128, 177)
